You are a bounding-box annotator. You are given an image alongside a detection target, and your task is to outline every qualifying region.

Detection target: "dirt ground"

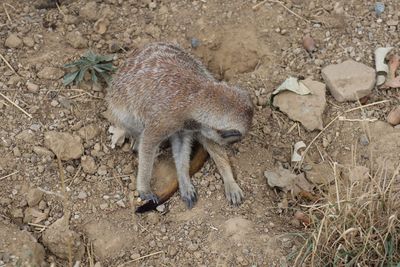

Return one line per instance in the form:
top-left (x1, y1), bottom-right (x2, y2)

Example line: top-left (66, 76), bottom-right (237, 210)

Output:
top-left (0, 0), bottom-right (399, 266)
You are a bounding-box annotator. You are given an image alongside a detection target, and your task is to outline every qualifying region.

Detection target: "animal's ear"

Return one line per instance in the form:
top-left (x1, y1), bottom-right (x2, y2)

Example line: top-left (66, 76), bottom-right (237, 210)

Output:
top-left (183, 119), bottom-right (201, 130)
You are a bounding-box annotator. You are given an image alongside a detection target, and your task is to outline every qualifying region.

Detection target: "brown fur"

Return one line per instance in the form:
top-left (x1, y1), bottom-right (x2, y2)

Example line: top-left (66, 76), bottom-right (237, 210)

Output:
top-left (107, 42), bottom-right (254, 209)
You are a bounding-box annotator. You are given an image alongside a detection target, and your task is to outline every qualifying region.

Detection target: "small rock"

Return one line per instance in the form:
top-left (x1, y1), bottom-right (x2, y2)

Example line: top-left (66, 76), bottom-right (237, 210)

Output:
top-left (80, 1), bottom-right (99, 21)
top-left (305, 162), bottom-right (334, 185)
top-left (273, 78), bottom-right (326, 131)
top-left (37, 67), bottom-right (64, 80)
top-left (78, 125), bottom-right (101, 141)
top-left (50, 100), bottom-right (59, 107)
top-left (64, 15), bottom-right (79, 25)
top-left (11, 208), bottom-right (24, 220)
top-left (188, 242), bottom-right (198, 251)
top-left (66, 31), bottom-right (88, 49)
top-left (116, 199), bottom-right (126, 208)
top-left (97, 165), bottom-right (107, 176)
top-left (44, 131), bottom-right (84, 161)
top-left (42, 213), bottom-right (85, 260)
top-left (13, 147), bottom-right (21, 157)
top-left (26, 81), bottom-right (39, 92)
top-left (77, 191), bottom-right (88, 199)
top-left (5, 33), bottom-right (23, 48)
top-left (33, 146), bottom-right (54, 157)
top-left (24, 207), bottom-right (47, 223)
top-left (359, 133), bottom-right (369, 146)
top-left (23, 37), bottom-right (35, 48)
top-left (322, 60), bottom-right (375, 102)
top-left (191, 38), bottom-right (201, 48)
top-left (16, 130), bottom-right (35, 143)
top-left (27, 188), bottom-right (44, 207)
top-left (156, 204), bottom-right (165, 212)
top-left (81, 155), bottom-right (97, 174)
top-left (99, 203), bottom-right (108, 210)
top-left (387, 106), bottom-right (400, 126)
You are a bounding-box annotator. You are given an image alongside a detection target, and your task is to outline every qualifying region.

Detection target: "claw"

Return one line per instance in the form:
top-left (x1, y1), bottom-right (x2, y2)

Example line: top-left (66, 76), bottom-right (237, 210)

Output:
top-left (139, 191), bottom-right (159, 204)
top-left (180, 183), bottom-right (198, 209)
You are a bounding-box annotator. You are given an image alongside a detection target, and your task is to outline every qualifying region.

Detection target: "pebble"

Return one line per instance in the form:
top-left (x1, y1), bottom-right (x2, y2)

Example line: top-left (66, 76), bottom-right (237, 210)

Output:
top-left (26, 82), bottom-right (39, 92)
top-left (156, 204), bottom-right (165, 212)
top-left (5, 33), bottom-right (22, 48)
top-left (66, 31), bottom-right (88, 49)
top-left (81, 155), bottom-right (97, 174)
top-left (77, 191), bottom-right (88, 199)
top-left (27, 188), bottom-right (44, 207)
top-left (22, 37), bottom-right (35, 48)
top-left (37, 67), bottom-right (64, 80)
top-left (359, 134), bottom-right (369, 146)
top-left (97, 165), bottom-right (108, 176)
top-left (116, 199), bottom-right (126, 208)
top-left (191, 38), bottom-right (201, 48)
top-left (44, 131), bottom-right (83, 161)
top-left (99, 203), bottom-right (108, 210)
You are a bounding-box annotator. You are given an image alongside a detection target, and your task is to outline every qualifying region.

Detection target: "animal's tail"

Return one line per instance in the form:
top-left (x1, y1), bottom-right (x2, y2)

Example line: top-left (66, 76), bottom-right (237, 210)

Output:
top-left (135, 143), bottom-right (208, 213)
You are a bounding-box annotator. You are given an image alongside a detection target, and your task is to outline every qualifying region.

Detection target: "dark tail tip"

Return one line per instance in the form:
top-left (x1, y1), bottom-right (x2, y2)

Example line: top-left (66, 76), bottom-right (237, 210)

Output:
top-left (135, 200), bottom-right (160, 213)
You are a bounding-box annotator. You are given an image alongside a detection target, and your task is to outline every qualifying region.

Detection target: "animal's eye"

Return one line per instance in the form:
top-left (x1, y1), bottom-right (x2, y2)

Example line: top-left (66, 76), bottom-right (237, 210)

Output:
top-left (219, 130), bottom-right (242, 139)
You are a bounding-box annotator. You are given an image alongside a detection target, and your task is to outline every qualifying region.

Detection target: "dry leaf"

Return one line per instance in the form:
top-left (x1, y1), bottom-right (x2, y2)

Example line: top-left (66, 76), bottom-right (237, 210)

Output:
top-left (264, 168), bottom-right (314, 196)
top-left (272, 77), bottom-right (311, 96)
top-left (374, 47), bottom-right (393, 86)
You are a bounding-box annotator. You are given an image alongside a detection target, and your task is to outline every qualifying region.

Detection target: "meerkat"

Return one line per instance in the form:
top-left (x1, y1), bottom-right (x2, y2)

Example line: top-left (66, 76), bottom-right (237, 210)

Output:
top-left (107, 42), bottom-right (254, 209)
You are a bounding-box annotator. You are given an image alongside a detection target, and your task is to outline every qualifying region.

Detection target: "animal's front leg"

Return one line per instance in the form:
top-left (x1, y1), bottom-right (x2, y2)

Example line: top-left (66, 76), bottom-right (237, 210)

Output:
top-left (197, 135), bottom-right (244, 205)
top-left (170, 133), bottom-right (197, 208)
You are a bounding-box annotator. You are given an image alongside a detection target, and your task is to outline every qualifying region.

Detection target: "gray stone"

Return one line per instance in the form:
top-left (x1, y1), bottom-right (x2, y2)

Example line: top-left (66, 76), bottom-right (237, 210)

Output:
top-left (27, 188), bottom-right (44, 207)
top-left (78, 124), bottom-right (101, 141)
top-left (273, 78), bottom-right (326, 131)
top-left (322, 60), bottom-right (375, 102)
top-left (44, 131), bottom-right (84, 160)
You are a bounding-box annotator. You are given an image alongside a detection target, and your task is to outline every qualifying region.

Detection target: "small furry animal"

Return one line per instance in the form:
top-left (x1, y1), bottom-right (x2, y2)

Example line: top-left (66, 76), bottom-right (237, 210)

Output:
top-left (107, 42), bottom-right (254, 209)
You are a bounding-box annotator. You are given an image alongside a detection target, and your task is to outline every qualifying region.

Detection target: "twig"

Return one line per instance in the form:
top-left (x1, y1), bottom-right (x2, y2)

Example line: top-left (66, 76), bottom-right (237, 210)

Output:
top-left (252, 0), bottom-right (268, 11)
top-left (0, 171), bottom-right (19, 181)
top-left (56, 2), bottom-right (65, 16)
top-left (119, 251), bottom-right (164, 266)
top-left (3, 4), bottom-right (11, 23)
top-left (0, 53), bottom-right (18, 74)
top-left (298, 99), bottom-right (390, 167)
top-left (270, 0), bottom-right (311, 24)
top-left (0, 92), bottom-right (33, 118)
top-left (37, 187), bottom-right (65, 199)
top-left (338, 116), bottom-right (378, 122)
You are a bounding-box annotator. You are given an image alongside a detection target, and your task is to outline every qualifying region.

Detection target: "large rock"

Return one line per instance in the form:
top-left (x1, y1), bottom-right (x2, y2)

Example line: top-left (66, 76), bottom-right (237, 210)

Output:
top-left (0, 220), bottom-right (46, 266)
top-left (273, 78), bottom-right (326, 131)
top-left (42, 213), bottom-right (85, 260)
top-left (44, 131), bottom-right (84, 160)
top-left (322, 60), bottom-right (375, 102)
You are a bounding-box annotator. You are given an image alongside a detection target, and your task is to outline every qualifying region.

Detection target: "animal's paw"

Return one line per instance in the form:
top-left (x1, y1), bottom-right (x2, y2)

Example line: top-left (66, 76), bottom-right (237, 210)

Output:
top-left (180, 183), bottom-right (197, 209)
top-left (224, 182), bottom-right (244, 206)
top-left (138, 191), bottom-right (159, 204)
top-left (108, 126), bottom-right (126, 149)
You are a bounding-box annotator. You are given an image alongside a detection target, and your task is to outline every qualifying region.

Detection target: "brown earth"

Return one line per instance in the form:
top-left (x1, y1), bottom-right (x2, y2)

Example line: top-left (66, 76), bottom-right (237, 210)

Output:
top-left (0, 0), bottom-right (399, 266)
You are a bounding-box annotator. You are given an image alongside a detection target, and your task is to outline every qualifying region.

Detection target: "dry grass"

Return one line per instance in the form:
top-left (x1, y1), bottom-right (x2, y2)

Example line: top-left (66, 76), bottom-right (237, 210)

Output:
top-left (294, 163), bottom-right (400, 266)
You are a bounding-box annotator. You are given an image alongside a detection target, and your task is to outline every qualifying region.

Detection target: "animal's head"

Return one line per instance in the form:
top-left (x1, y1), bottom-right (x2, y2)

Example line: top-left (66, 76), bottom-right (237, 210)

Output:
top-left (195, 83), bottom-right (254, 145)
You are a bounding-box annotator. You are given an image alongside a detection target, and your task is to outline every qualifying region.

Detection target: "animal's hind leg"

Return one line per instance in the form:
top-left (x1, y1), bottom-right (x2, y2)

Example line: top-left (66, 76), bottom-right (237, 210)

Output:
top-left (170, 132), bottom-right (197, 208)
